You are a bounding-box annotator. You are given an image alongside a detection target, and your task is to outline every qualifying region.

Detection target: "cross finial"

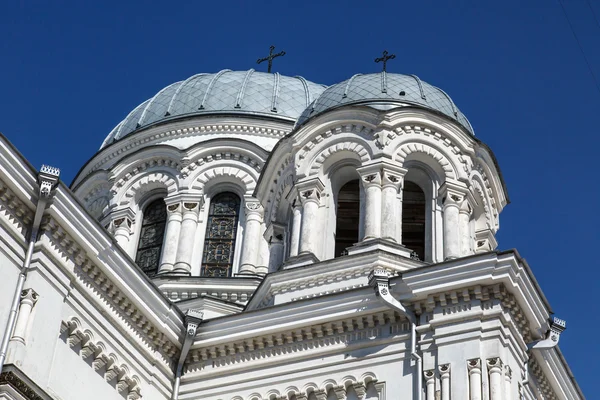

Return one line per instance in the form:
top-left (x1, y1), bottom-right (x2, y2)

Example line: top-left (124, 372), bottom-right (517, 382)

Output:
top-left (257, 45), bottom-right (286, 73)
top-left (375, 50), bottom-right (396, 72)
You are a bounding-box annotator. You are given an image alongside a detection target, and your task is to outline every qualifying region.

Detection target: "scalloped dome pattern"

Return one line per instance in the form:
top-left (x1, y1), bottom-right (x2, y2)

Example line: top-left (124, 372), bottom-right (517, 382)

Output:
top-left (297, 72), bottom-right (473, 134)
top-left (100, 69), bottom-right (327, 149)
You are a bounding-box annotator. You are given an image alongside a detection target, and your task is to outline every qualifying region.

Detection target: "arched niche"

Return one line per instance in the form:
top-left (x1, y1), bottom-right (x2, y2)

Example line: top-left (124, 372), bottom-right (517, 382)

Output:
top-left (324, 162), bottom-right (364, 260)
top-left (402, 162), bottom-right (443, 263)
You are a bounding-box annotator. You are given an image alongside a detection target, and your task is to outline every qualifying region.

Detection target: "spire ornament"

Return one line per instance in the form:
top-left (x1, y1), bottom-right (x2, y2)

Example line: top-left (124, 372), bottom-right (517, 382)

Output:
top-left (375, 50), bottom-right (396, 72)
top-left (256, 45), bottom-right (286, 73)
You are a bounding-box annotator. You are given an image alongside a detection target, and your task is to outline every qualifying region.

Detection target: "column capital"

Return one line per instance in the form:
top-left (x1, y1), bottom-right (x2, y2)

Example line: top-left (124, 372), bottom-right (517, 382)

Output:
top-left (438, 363), bottom-right (451, 377)
top-left (20, 288), bottom-right (39, 306)
top-left (111, 206), bottom-right (136, 223)
top-left (264, 222), bottom-right (285, 243)
top-left (381, 162), bottom-right (407, 190)
top-left (504, 365), bottom-right (512, 380)
top-left (295, 178), bottom-right (325, 205)
top-left (486, 357), bottom-right (503, 372)
top-left (357, 164), bottom-right (382, 188)
top-left (439, 181), bottom-right (469, 207)
top-left (244, 198), bottom-right (264, 217)
top-left (423, 369), bottom-right (435, 382)
top-left (467, 358), bottom-right (482, 373)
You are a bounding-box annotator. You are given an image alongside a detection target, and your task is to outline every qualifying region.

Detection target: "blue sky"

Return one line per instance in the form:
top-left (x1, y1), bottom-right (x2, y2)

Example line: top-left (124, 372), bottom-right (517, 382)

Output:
top-left (1, 0), bottom-right (597, 395)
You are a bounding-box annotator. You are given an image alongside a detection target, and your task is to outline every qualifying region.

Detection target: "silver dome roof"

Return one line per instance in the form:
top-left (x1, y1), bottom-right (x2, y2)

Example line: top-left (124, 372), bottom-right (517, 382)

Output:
top-left (101, 69), bottom-right (327, 149)
top-left (297, 72), bottom-right (474, 134)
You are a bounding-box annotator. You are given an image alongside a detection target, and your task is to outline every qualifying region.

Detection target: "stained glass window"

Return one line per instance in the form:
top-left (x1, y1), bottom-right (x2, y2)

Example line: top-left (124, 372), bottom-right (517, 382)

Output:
top-left (201, 192), bottom-right (240, 277)
top-left (135, 199), bottom-right (166, 276)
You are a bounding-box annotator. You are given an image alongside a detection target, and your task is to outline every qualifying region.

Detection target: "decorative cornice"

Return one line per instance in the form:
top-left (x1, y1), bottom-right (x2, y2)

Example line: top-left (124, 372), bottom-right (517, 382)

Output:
top-left (0, 179), bottom-right (34, 236)
top-left (0, 368), bottom-right (46, 400)
top-left (60, 317), bottom-right (142, 400)
top-left (230, 375), bottom-right (380, 400)
top-left (42, 217), bottom-right (179, 362)
top-left (181, 150), bottom-right (264, 178)
top-left (529, 357), bottom-right (558, 400)
top-left (297, 123), bottom-right (374, 163)
top-left (88, 123), bottom-right (289, 177)
top-left (412, 283), bottom-right (532, 342)
top-left (187, 311), bottom-right (408, 373)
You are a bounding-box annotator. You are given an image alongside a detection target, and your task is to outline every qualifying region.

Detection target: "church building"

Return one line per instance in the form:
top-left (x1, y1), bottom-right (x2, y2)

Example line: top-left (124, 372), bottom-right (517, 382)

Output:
top-left (0, 52), bottom-right (584, 399)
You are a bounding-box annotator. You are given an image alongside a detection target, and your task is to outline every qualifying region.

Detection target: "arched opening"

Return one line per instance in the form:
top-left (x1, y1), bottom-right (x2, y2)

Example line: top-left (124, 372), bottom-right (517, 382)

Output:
top-left (335, 179), bottom-right (360, 257)
top-left (402, 181), bottom-right (426, 260)
top-left (201, 192), bottom-right (241, 277)
top-left (135, 198), bottom-right (167, 276)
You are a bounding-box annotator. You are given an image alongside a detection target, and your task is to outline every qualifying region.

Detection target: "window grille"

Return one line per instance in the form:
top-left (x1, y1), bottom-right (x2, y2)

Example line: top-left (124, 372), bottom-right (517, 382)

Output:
top-left (201, 192), bottom-right (240, 277)
top-left (135, 199), bottom-right (167, 276)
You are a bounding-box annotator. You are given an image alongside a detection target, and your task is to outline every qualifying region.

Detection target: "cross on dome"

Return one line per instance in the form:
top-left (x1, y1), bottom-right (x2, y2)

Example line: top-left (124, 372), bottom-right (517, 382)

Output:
top-left (256, 45), bottom-right (286, 73)
top-left (375, 50), bottom-right (396, 72)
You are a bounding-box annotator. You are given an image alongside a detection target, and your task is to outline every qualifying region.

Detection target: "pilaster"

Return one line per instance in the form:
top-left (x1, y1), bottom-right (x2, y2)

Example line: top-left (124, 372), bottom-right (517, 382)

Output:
top-left (295, 178), bottom-right (325, 259)
top-left (158, 199), bottom-right (182, 273)
top-left (174, 198), bottom-right (203, 275)
top-left (239, 198), bottom-right (264, 275)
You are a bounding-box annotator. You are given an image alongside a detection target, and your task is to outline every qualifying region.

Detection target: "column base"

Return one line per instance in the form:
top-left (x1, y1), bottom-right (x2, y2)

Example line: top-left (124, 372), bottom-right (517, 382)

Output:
top-left (282, 252), bottom-right (320, 270)
top-left (172, 262), bottom-right (191, 275)
top-left (347, 238), bottom-right (422, 262)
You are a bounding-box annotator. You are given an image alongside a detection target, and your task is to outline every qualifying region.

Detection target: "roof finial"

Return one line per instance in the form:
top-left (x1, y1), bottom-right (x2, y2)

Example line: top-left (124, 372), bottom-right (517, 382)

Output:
top-left (375, 50), bottom-right (396, 72)
top-left (257, 45), bottom-right (286, 73)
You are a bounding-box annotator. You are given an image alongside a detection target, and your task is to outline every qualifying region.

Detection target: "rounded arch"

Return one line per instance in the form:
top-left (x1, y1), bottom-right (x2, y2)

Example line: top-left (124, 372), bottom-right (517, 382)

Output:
top-left (471, 171), bottom-right (495, 230)
top-left (340, 375), bottom-right (359, 388)
top-left (395, 142), bottom-right (456, 182)
top-left (192, 164), bottom-right (258, 196)
top-left (306, 138), bottom-right (372, 177)
top-left (320, 379), bottom-right (339, 392)
top-left (264, 389), bottom-right (281, 399)
top-left (118, 171), bottom-right (179, 207)
top-left (360, 372), bottom-right (378, 385)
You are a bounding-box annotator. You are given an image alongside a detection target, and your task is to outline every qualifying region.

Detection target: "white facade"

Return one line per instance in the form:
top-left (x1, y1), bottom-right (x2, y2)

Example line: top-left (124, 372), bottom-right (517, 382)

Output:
top-left (0, 69), bottom-right (584, 400)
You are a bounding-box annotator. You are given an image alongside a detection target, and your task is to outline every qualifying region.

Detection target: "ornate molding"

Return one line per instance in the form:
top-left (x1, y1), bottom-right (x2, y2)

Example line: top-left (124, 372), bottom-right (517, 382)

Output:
top-left (60, 317), bottom-right (142, 400)
top-left (193, 165), bottom-right (257, 195)
top-left (297, 124), bottom-right (374, 165)
top-left (0, 179), bottom-right (34, 236)
top-left (187, 312), bottom-right (408, 373)
top-left (113, 158), bottom-right (181, 192)
top-left (412, 283), bottom-right (532, 342)
top-left (120, 171), bottom-right (179, 206)
top-left (181, 150), bottom-right (263, 178)
top-left (42, 217), bottom-right (178, 363)
top-left (307, 139), bottom-right (371, 176)
top-left (0, 367), bottom-right (46, 400)
top-left (395, 141), bottom-right (456, 180)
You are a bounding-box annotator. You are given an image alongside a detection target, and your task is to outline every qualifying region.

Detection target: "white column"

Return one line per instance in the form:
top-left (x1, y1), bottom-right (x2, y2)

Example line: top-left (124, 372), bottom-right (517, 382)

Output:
top-left (424, 370), bottom-right (435, 400)
top-left (439, 364), bottom-right (450, 400)
top-left (440, 183), bottom-right (465, 260)
top-left (381, 166), bottom-right (405, 242)
top-left (487, 358), bottom-right (503, 400)
top-left (299, 191), bottom-right (321, 256)
top-left (359, 169), bottom-right (382, 241)
top-left (459, 199), bottom-right (473, 257)
top-left (239, 200), bottom-right (264, 275)
top-left (504, 365), bottom-right (512, 400)
top-left (113, 217), bottom-right (132, 250)
top-left (11, 288), bottom-right (38, 344)
top-left (289, 200), bottom-right (302, 257)
top-left (173, 202), bottom-right (200, 274)
top-left (159, 202), bottom-right (182, 273)
top-left (297, 180), bottom-right (324, 257)
top-left (266, 224), bottom-right (285, 273)
top-left (468, 359), bottom-right (483, 400)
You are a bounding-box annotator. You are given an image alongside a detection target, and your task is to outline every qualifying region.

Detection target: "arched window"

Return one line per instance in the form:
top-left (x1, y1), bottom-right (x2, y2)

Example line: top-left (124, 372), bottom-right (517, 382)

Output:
top-left (135, 198), bottom-right (167, 276)
top-left (402, 181), bottom-right (426, 260)
top-left (335, 179), bottom-right (360, 257)
top-left (201, 192), bottom-right (241, 277)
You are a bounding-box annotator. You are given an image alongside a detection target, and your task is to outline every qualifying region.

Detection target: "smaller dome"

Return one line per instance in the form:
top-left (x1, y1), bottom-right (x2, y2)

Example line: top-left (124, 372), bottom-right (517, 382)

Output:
top-left (100, 70), bottom-right (327, 149)
top-left (297, 72), bottom-right (473, 134)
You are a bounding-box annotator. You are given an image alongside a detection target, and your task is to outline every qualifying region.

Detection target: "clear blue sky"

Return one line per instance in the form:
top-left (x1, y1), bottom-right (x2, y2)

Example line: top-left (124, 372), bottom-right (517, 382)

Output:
top-left (1, 0), bottom-right (597, 395)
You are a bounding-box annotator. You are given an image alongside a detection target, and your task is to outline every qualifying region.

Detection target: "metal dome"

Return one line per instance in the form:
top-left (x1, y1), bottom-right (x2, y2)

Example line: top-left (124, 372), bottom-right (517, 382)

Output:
top-left (297, 72), bottom-right (474, 134)
top-left (100, 69), bottom-right (327, 149)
